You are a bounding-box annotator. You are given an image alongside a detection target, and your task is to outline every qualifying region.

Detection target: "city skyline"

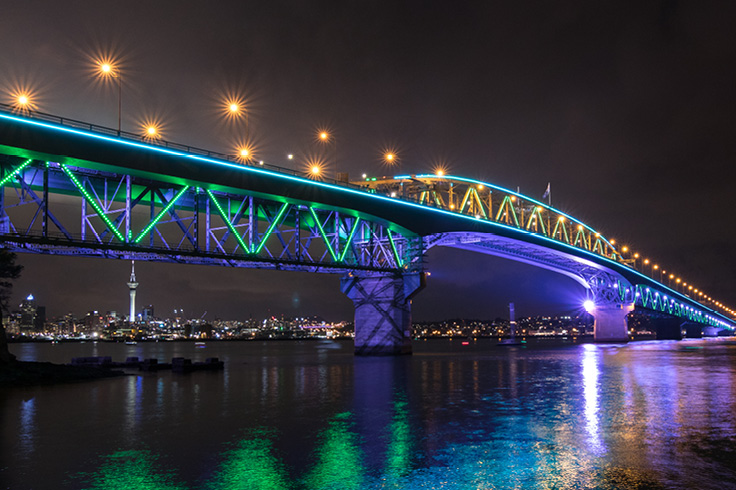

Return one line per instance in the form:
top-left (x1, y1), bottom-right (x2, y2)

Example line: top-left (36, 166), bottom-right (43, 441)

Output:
top-left (2, 2), bottom-right (735, 321)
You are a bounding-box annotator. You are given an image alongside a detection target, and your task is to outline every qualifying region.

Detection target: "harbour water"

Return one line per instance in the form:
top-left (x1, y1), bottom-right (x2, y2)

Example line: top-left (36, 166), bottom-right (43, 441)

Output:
top-left (2, 338), bottom-right (736, 489)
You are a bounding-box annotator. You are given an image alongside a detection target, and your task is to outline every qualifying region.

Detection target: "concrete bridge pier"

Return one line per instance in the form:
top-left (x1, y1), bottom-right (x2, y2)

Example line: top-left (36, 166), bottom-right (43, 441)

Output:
top-left (683, 322), bottom-right (702, 339)
top-left (341, 272), bottom-right (425, 356)
top-left (593, 303), bottom-right (634, 342)
top-left (703, 326), bottom-right (725, 337)
top-left (586, 272), bottom-right (635, 342)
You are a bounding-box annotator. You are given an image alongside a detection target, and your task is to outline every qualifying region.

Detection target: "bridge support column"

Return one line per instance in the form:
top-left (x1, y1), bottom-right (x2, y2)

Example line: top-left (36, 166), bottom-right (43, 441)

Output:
top-left (341, 272), bottom-right (425, 356)
top-left (593, 303), bottom-right (634, 342)
top-left (703, 326), bottom-right (723, 337)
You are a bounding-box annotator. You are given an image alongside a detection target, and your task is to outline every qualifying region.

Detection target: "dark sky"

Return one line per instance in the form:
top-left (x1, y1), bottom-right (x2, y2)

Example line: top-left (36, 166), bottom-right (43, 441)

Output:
top-left (1, 1), bottom-right (735, 322)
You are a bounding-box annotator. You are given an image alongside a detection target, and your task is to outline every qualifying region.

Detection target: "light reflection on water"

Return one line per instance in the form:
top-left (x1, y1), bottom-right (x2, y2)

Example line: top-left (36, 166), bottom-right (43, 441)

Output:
top-left (581, 344), bottom-right (604, 456)
top-left (2, 339), bottom-right (736, 489)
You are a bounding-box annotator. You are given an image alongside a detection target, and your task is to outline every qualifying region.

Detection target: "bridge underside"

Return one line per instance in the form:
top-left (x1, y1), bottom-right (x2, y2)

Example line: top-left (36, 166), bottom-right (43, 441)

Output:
top-left (426, 232), bottom-right (731, 341)
top-left (0, 156), bottom-right (423, 275)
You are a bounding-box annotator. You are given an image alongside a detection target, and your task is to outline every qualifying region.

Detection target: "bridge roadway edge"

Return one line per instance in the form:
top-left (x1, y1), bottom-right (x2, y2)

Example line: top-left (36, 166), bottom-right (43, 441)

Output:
top-left (1, 113), bottom-right (733, 353)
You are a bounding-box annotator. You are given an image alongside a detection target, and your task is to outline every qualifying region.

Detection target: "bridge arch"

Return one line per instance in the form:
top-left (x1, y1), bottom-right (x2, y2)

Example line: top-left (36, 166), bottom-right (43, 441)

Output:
top-left (0, 106), bottom-right (733, 354)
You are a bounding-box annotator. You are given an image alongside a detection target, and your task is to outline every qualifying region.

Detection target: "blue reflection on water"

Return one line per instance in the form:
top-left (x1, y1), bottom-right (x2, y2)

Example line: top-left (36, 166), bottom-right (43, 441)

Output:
top-left (5, 339), bottom-right (736, 489)
top-left (18, 397), bottom-right (36, 457)
top-left (581, 344), bottom-right (605, 455)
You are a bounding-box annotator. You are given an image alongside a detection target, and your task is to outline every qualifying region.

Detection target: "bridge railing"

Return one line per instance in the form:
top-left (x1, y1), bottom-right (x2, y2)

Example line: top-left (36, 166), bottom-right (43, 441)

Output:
top-left (0, 103), bottom-right (369, 191)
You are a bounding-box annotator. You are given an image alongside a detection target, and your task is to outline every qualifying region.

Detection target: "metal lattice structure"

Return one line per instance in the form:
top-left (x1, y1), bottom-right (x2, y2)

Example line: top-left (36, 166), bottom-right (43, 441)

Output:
top-left (0, 157), bottom-right (421, 274)
top-left (357, 175), bottom-right (621, 262)
top-left (0, 105), bottom-right (733, 330)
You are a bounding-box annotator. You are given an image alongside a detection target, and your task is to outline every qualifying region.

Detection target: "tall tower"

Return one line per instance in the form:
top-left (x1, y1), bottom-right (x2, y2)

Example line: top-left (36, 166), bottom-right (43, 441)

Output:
top-left (127, 260), bottom-right (138, 323)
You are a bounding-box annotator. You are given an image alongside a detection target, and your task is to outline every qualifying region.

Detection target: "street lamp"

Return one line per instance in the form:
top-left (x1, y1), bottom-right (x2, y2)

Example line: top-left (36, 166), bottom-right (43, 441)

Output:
top-left (223, 96), bottom-right (248, 141)
top-left (316, 129), bottom-right (338, 178)
top-left (236, 144), bottom-right (254, 164)
top-left (143, 124), bottom-right (160, 140)
top-left (14, 93), bottom-right (32, 113)
top-left (98, 61), bottom-right (122, 133)
top-left (304, 156), bottom-right (325, 180)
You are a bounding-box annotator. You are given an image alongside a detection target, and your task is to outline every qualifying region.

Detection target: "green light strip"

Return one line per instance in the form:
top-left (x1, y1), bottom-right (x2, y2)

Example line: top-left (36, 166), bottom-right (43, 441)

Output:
top-left (0, 158), bottom-right (33, 187)
top-left (471, 188), bottom-right (488, 218)
top-left (387, 229), bottom-right (403, 268)
top-left (134, 186), bottom-right (190, 243)
top-left (338, 218), bottom-right (361, 262)
top-left (459, 188), bottom-right (472, 213)
top-left (255, 203), bottom-right (289, 255)
top-left (60, 164), bottom-right (125, 242)
top-left (205, 189), bottom-right (251, 254)
top-left (308, 207), bottom-right (338, 261)
top-left (526, 207), bottom-right (546, 235)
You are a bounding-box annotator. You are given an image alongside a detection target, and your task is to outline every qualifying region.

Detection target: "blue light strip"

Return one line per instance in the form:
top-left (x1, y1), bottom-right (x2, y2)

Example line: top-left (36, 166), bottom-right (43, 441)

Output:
top-left (1, 111), bottom-right (730, 326)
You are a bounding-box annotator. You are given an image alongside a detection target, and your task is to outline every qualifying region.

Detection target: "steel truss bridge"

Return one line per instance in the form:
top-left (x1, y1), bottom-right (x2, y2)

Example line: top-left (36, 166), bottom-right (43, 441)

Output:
top-left (0, 105), bottom-right (732, 352)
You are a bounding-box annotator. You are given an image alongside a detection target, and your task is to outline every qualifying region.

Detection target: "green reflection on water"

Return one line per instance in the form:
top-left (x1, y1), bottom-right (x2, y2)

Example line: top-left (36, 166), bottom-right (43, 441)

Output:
top-left (80, 449), bottom-right (187, 490)
top-left (383, 397), bottom-right (412, 486)
top-left (303, 411), bottom-right (365, 490)
top-left (206, 428), bottom-right (291, 490)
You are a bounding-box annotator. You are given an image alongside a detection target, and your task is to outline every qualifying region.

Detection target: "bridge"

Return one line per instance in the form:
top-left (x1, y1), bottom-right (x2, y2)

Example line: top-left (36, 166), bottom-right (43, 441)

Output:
top-left (1, 104), bottom-right (733, 354)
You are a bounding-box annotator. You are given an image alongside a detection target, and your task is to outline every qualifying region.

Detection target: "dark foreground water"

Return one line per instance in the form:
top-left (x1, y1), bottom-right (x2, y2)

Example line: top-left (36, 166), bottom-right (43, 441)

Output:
top-left (2, 338), bottom-right (736, 489)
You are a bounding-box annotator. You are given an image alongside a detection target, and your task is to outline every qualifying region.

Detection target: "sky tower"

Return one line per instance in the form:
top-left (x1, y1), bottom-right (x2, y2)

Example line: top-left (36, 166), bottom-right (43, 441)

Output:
top-left (127, 260), bottom-right (138, 323)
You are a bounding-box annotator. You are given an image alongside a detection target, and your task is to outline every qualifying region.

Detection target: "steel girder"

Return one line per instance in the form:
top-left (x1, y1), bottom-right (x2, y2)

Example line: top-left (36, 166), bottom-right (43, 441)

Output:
top-left (356, 175), bottom-right (622, 262)
top-left (425, 232), bottom-right (731, 329)
top-left (0, 156), bottom-right (422, 274)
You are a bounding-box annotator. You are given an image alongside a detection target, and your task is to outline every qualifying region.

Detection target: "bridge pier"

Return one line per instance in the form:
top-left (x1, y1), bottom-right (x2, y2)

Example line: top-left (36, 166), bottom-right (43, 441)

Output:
top-left (341, 272), bottom-right (425, 356)
top-left (703, 326), bottom-right (725, 337)
top-left (593, 303), bottom-right (634, 342)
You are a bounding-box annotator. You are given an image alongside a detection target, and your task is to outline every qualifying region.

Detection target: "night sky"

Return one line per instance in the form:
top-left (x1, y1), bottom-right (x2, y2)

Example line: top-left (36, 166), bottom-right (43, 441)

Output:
top-left (1, 1), bottom-right (735, 322)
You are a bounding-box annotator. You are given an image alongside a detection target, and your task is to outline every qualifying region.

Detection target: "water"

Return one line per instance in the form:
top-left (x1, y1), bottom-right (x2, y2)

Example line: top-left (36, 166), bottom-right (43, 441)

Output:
top-left (2, 338), bottom-right (736, 489)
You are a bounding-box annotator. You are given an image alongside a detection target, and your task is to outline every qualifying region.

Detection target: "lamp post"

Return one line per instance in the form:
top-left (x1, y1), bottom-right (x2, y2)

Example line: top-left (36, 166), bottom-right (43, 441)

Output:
top-left (227, 100), bottom-right (247, 137)
top-left (99, 62), bottom-right (122, 134)
top-left (14, 94), bottom-right (32, 114)
top-left (384, 151), bottom-right (400, 176)
top-left (317, 130), bottom-right (338, 180)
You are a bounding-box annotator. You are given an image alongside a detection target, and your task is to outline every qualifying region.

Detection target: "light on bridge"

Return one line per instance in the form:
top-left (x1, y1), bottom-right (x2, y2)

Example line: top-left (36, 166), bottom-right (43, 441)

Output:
top-left (236, 145), bottom-right (254, 162)
top-left (222, 95), bottom-right (246, 121)
top-left (317, 130), bottom-right (331, 143)
top-left (9, 87), bottom-right (38, 113)
top-left (583, 300), bottom-right (595, 313)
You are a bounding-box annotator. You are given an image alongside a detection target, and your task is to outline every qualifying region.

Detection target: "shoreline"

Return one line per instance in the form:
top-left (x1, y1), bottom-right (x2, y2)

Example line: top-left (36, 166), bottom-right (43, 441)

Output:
top-left (0, 360), bottom-right (127, 388)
